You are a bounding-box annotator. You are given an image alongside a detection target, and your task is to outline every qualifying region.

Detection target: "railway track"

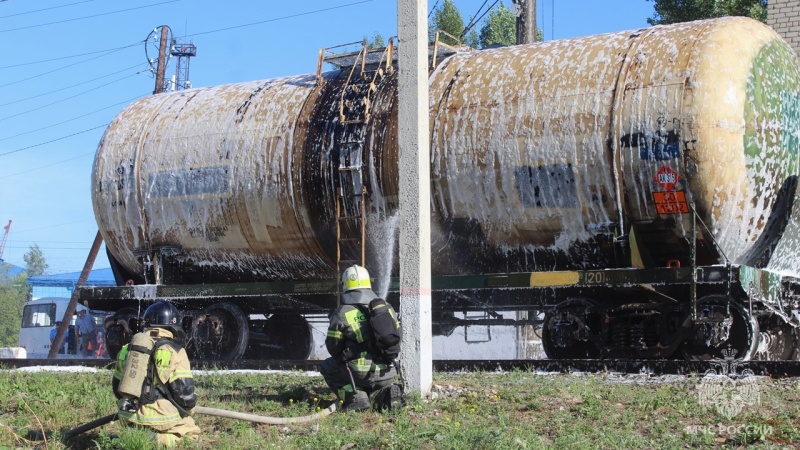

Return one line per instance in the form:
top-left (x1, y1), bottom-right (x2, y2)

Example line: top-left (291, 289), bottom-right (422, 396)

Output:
top-left (2, 358), bottom-right (800, 377)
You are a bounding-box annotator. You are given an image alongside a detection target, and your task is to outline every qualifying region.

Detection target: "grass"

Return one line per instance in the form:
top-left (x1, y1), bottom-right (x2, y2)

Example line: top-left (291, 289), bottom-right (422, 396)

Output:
top-left (0, 367), bottom-right (798, 449)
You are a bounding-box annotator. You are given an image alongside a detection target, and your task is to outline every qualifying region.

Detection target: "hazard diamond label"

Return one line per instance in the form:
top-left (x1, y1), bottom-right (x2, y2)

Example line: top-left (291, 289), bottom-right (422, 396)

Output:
top-left (653, 165), bottom-right (680, 191)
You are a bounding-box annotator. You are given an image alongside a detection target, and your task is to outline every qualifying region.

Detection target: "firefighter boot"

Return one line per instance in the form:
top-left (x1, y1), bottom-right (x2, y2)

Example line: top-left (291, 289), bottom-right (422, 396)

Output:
top-left (371, 384), bottom-right (405, 411)
top-left (341, 389), bottom-right (370, 413)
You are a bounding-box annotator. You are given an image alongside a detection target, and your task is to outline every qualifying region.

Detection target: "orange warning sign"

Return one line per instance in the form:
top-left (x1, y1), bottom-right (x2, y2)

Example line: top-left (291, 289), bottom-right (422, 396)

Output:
top-left (653, 191), bottom-right (689, 214)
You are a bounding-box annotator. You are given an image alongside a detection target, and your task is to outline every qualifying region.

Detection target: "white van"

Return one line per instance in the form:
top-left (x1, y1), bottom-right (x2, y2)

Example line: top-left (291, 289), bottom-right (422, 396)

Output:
top-left (18, 297), bottom-right (90, 358)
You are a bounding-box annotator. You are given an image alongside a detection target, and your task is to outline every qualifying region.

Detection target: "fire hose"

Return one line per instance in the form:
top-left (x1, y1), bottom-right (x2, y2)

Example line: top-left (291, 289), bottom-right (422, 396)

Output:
top-left (44, 403), bottom-right (338, 440)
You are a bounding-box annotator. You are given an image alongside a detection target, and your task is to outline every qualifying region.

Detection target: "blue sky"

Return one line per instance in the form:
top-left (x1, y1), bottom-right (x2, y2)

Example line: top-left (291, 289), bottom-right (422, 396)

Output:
top-left (0, 0), bottom-right (655, 274)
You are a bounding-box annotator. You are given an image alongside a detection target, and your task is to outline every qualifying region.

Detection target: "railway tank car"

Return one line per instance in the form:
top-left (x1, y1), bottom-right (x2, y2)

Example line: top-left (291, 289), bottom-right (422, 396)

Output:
top-left (81, 17), bottom-right (800, 362)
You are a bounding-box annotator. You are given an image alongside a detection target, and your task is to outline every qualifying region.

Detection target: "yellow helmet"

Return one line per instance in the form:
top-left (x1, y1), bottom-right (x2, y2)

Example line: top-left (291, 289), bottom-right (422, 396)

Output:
top-left (341, 265), bottom-right (371, 292)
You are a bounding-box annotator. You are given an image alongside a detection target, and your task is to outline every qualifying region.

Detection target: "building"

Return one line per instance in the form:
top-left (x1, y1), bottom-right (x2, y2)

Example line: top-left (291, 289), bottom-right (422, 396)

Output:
top-left (769, 0), bottom-right (800, 55)
top-left (27, 268), bottom-right (116, 299)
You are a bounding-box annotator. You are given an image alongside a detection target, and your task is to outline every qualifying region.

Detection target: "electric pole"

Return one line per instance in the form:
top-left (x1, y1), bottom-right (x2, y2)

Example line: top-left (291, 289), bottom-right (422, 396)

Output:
top-left (512, 0), bottom-right (537, 44)
top-left (154, 26), bottom-right (170, 94)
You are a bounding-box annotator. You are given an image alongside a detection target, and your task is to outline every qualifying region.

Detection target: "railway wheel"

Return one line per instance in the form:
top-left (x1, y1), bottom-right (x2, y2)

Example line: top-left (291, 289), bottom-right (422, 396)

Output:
top-left (103, 307), bottom-right (139, 359)
top-left (680, 296), bottom-right (759, 361)
top-left (244, 313), bottom-right (313, 359)
top-left (541, 298), bottom-right (602, 359)
top-left (188, 302), bottom-right (249, 360)
top-left (754, 317), bottom-right (799, 361)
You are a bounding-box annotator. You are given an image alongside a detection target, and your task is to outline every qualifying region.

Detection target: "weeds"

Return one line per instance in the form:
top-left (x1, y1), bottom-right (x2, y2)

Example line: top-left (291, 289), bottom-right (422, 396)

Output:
top-left (0, 369), bottom-right (797, 449)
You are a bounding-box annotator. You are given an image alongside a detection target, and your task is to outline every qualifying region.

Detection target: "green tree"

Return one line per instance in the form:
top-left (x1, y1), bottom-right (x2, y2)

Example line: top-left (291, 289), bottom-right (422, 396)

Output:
top-left (23, 244), bottom-right (48, 277)
top-left (430, 0), bottom-right (466, 46)
top-left (364, 32), bottom-right (385, 50)
top-left (647, 0), bottom-right (768, 25)
top-left (0, 264), bottom-right (29, 347)
top-left (479, 3), bottom-right (518, 48)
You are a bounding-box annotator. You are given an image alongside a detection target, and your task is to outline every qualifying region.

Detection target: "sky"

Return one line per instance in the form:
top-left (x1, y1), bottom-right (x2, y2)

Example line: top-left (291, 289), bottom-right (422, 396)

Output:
top-left (0, 0), bottom-right (656, 275)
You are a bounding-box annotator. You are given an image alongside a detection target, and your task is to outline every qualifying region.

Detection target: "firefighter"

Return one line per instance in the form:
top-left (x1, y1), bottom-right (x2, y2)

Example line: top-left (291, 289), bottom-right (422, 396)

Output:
top-left (112, 301), bottom-right (201, 446)
top-left (319, 264), bottom-right (402, 412)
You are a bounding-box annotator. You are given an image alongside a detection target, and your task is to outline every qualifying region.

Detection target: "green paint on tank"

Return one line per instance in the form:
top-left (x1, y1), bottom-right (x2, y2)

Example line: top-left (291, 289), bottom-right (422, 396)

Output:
top-left (744, 40), bottom-right (800, 180)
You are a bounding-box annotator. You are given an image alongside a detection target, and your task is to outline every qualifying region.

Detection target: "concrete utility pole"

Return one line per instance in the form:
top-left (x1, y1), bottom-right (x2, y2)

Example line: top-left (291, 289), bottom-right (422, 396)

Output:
top-left (512, 0), bottom-right (537, 44)
top-left (397, 0), bottom-right (433, 397)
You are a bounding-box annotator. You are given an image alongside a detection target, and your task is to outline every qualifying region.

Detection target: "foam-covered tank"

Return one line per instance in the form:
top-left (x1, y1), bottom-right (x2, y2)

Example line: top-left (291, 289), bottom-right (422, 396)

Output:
top-left (92, 17), bottom-right (800, 285)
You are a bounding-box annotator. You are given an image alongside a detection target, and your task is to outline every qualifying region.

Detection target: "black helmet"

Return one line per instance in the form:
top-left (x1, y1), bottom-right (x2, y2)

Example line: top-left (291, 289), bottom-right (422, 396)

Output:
top-left (143, 301), bottom-right (180, 332)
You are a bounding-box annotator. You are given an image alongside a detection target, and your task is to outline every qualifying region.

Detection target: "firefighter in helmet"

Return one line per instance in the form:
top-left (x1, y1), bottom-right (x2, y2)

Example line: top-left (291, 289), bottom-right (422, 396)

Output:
top-left (319, 265), bottom-right (402, 412)
top-left (112, 301), bottom-right (201, 446)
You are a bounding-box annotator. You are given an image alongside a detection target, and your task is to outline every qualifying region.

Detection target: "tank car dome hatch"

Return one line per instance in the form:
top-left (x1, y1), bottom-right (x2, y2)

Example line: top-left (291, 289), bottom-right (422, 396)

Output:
top-left (92, 17), bottom-right (800, 284)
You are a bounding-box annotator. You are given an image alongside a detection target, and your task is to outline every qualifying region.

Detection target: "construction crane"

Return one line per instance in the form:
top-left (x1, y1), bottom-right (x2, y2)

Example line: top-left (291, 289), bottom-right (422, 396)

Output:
top-left (0, 220), bottom-right (11, 262)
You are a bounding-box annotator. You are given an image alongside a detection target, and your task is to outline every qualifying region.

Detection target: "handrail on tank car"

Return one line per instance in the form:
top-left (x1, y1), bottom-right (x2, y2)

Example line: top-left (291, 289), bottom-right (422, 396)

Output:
top-left (316, 38), bottom-right (397, 87)
top-left (432, 29), bottom-right (467, 67)
top-left (316, 40), bottom-right (364, 85)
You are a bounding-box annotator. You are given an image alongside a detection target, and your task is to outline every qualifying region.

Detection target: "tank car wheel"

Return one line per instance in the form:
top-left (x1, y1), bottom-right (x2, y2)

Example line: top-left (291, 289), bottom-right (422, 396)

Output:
top-left (680, 296), bottom-right (759, 361)
top-left (244, 313), bottom-right (313, 359)
top-left (541, 299), bottom-right (602, 359)
top-left (104, 307), bottom-right (139, 359)
top-left (188, 302), bottom-right (249, 361)
top-left (754, 317), bottom-right (799, 361)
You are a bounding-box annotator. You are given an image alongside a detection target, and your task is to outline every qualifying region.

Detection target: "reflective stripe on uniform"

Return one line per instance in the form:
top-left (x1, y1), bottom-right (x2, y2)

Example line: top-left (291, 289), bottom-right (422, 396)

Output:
top-left (344, 308), bottom-right (366, 343)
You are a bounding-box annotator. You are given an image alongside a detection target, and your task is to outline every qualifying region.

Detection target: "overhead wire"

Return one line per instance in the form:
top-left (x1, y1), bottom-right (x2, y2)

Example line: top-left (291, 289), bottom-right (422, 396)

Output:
top-left (0, 124), bottom-right (109, 157)
top-left (0, 0), bottom-right (180, 33)
top-left (0, 71), bottom-right (148, 122)
top-left (0, 0), bottom-right (377, 160)
top-left (0, 152), bottom-right (95, 180)
top-left (0, 46), bottom-right (140, 88)
top-left (462, 0), bottom-right (501, 38)
top-left (0, 0), bottom-right (95, 19)
top-left (428, 0), bottom-right (440, 18)
top-left (0, 63), bottom-right (147, 106)
top-left (0, 42), bottom-right (143, 70)
top-left (0, 95), bottom-right (145, 143)
top-left (176, 0), bottom-right (374, 39)
top-left (463, 0), bottom-right (490, 36)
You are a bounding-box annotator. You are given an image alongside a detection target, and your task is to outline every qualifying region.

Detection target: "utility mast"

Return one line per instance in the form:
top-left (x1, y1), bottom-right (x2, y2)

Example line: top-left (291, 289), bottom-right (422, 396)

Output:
top-left (169, 39), bottom-right (196, 91)
top-left (0, 220), bottom-right (11, 262)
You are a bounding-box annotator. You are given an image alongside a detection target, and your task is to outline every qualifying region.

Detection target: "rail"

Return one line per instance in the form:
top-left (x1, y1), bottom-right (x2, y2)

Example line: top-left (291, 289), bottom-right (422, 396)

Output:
top-left (3, 358), bottom-right (800, 377)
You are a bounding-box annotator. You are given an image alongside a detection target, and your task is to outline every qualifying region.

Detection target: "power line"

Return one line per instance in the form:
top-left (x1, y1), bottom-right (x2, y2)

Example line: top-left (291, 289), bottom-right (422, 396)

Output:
top-left (8, 219), bottom-right (97, 234)
top-left (0, 152), bottom-right (94, 180)
top-left (464, 0), bottom-right (491, 35)
top-left (0, 72), bottom-right (145, 122)
top-left (0, 0), bottom-right (95, 19)
top-left (0, 63), bottom-right (147, 106)
top-left (463, 0), bottom-right (501, 38)
top-left (0, 124), bottom-right (109, 157)
top-left (428, 0), bottom-right (440, 18)
top-left (0, 42), bottom-right (142, 70)
top-left (0, 47), bottom-right (135, 88)
top-left (0, 95), bottom-right (145, 143)
top-left (179, 0), bottom-right (374, 39)
top-left (0, 0), bottom-right (180, 33)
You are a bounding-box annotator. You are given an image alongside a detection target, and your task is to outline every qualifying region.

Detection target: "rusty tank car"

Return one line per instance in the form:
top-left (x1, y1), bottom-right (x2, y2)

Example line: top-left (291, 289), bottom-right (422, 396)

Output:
top-left (80, 17), bottom-right (800, 361)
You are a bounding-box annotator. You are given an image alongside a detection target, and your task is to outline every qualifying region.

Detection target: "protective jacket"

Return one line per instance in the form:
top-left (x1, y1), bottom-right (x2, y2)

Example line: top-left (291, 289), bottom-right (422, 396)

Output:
top-left (323, 288), bottom-right (396, 391)
top-left (112, 327), bottom-right (200, 446)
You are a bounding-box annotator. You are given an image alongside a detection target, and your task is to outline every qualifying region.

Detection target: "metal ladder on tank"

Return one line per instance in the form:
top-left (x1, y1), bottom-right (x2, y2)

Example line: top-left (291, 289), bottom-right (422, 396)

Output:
top-left (334, 39), bottom-right (394, 280)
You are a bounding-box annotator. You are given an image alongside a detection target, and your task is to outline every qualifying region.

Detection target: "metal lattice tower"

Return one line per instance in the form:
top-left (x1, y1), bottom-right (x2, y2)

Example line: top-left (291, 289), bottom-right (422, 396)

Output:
top-left (169, 39), bottom-right (196, 91)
